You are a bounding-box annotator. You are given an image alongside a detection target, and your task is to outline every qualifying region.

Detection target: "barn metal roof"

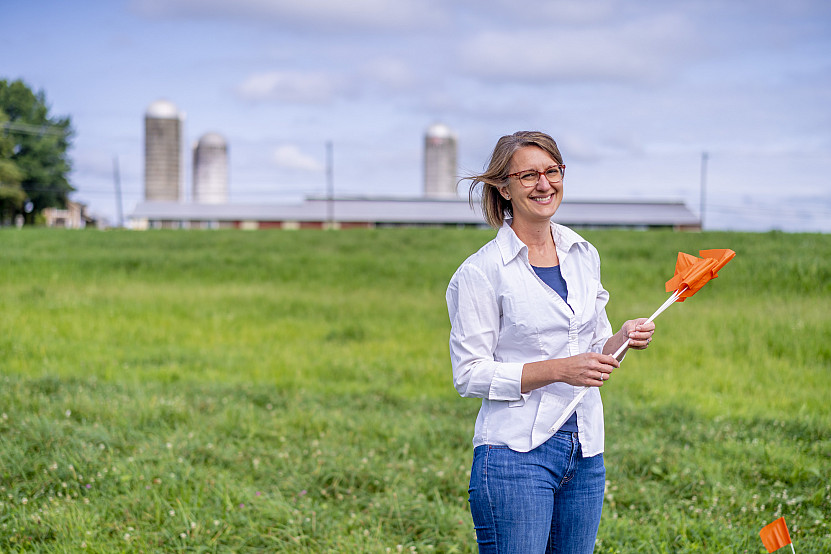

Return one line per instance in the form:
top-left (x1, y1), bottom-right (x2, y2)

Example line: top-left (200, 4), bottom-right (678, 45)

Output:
top-left (130, 196), bottom-right (700, 228)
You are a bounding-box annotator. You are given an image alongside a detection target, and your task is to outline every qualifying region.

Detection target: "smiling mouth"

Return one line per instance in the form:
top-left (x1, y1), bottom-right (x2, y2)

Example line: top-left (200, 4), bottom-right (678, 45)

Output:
top-left (531, 194), bottom-right (554, 203)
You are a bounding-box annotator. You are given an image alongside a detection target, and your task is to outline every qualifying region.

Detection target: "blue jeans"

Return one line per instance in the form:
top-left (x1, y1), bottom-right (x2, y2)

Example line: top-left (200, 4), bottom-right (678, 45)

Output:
top-left (468, 431), bottom-right (605, 553)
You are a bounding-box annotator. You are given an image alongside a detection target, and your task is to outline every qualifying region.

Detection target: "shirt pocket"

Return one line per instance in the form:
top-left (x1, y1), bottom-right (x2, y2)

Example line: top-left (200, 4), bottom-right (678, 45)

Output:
top-left (498, 289), bottom-right (537, 351)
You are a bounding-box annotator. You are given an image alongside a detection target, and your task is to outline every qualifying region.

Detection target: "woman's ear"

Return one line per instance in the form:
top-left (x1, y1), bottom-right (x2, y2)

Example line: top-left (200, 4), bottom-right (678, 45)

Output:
top-left (500, 188), bottom-right (511, 201)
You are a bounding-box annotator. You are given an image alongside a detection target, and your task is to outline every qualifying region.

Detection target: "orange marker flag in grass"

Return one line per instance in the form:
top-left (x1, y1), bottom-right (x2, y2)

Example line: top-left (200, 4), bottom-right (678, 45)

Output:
top-left (760, 517), bottom-right (795, 553)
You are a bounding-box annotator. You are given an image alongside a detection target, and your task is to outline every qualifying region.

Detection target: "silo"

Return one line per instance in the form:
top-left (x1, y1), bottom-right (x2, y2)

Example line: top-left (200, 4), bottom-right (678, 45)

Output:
top-left (144, 99), bottom-right (182, 202)
top-left (192, 133), bottom-right (228, 204)
top-left (423, 123), bottom-right (458, 199)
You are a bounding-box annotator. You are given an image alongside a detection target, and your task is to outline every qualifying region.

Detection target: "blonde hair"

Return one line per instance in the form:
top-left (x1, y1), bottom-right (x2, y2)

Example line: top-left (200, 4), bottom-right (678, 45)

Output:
top-left (465, 131), bottom-right (564, 229)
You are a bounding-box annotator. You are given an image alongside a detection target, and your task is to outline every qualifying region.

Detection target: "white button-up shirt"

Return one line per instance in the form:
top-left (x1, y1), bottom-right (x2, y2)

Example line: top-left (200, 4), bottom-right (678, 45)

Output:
top-left (446, 220), bottom-right (613, 456)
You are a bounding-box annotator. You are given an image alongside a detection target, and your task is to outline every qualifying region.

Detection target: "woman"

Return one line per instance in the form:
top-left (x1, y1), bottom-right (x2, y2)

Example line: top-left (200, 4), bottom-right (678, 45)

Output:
top-left (446, 131), bottom-right (655, 553)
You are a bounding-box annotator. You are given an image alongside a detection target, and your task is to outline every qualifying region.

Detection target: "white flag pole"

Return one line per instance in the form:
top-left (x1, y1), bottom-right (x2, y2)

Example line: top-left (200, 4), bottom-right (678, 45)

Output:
top-left (547, 286), bottom-right (688, 434)
top-left (643, 287), bottom-right (687, 325)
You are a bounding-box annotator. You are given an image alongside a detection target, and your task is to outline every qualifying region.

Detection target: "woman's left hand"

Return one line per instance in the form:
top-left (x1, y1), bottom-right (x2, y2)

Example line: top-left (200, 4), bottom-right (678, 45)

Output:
top-left (625, 318), bottom-right (655, 350)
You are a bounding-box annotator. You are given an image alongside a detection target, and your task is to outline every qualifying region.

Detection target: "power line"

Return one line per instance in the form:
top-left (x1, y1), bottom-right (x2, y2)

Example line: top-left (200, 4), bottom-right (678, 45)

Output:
top-left (0, 121), bottom-right (68, 137)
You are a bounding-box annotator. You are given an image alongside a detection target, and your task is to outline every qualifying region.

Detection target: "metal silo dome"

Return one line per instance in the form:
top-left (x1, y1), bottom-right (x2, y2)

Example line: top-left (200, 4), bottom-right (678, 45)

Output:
top-left (146, 99), bottom-right (180, 119)
top-left (426, 123), bottom-right (454, 139)
top-left (197, 132), bottom-right (227, 148)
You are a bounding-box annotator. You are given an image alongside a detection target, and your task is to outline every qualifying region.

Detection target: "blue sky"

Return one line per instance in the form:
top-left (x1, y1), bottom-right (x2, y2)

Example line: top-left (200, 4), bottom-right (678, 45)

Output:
top-left (3, 0), bottom-right (830, 231)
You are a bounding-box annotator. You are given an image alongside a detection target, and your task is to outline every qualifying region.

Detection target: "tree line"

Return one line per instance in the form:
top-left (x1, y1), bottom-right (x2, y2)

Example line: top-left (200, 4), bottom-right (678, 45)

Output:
top-left (0, 78), bottom-right (74, 225)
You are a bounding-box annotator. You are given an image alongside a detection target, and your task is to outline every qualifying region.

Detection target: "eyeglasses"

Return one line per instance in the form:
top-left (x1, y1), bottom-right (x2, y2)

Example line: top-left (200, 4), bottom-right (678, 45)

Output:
top-left (506, 164), bottom-right (566, 187)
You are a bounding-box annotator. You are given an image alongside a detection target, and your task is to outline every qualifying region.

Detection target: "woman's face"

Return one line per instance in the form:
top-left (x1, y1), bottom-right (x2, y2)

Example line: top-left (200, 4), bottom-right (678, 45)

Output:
top-left (501, 145), bottom-right (563, 227)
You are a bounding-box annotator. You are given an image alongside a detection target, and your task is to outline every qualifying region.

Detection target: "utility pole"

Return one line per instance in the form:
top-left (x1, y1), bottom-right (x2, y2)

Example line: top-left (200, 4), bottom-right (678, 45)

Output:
top-left (700, 151), bottom-right (709, 231)
top-left (113, 155), bottom-right (124, 228)
top-left (326, 141), bottom-right (334, 229)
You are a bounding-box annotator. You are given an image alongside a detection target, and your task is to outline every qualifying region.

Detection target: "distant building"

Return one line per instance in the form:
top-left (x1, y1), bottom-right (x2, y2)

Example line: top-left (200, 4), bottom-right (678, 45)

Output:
top-left (43, 201), bottom-right (95, 229)
top-left (144, 99), bottom-right (182, 202)
top-left (424, 123), bottom-right (458, 199)
top-left (192, 132), bottom-right (228, 204)
top-left (129, 197), bottom-right (700, 231)
top-left (131, 110), bottom-right (701, 231)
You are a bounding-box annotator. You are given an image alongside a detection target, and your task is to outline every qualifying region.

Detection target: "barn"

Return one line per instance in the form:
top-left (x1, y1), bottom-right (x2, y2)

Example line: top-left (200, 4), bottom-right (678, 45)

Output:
top-left (129, 196), bottom-right (700, 231)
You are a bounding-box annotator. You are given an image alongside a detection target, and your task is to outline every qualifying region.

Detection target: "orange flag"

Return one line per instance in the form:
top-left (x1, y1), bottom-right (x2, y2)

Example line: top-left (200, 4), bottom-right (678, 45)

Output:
top-left (760, 517), bottom-right (793, 552)
top-left (560, 246), bottom-right (737, 433)
top-left (665, 248), bottom-right (736, 301)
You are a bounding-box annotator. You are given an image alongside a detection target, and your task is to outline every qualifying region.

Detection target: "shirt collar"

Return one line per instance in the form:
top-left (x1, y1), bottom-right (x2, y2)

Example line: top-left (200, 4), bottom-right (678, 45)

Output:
top-left (496, 218), bottom-right (589, 265)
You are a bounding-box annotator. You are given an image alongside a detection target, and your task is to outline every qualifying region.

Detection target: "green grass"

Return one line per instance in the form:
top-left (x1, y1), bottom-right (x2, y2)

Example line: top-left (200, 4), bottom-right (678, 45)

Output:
top-left (0, 227), bottom-right (829, 552)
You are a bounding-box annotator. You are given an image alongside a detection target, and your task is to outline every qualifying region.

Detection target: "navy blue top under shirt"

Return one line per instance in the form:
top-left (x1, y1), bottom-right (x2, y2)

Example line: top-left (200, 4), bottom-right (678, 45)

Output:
top-left (532, 264), bottom-right (578, 433)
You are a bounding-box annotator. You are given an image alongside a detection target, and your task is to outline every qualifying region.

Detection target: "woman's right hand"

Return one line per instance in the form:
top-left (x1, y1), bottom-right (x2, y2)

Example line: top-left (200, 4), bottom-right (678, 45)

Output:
top-left (558, 352), bottom-right (620, 387)
top-left (561, 352), bottom-right (620, 387)
top-left (521, 352), bottom-right (620, 393)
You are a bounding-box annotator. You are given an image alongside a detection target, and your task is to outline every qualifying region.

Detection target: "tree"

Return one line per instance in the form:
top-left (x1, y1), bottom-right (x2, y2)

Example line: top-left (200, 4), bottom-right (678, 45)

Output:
top-left (0, 108), bottom-right (25, 224)
top-left (0, 79), bottom-right (74, 223)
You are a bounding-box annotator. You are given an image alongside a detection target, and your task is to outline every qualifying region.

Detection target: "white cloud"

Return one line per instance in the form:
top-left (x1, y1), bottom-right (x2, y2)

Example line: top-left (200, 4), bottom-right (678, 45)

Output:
top-left (361, 58), bottom-right (417, 90)
top-left (272, 145), bottom-right (324, 172)
top-left (457, 13), bottom-right (697, 83)
top-left (131, 0), bottom-right (446, 30)
top-left (457, 0), bottom-right (621, 26)
top-left (236, 71), bottom-right (344, 104)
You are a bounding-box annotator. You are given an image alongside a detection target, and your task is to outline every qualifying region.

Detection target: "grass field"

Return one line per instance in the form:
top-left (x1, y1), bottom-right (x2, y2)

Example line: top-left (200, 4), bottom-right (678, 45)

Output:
top-left (1, 227), bottom-right (829, 552)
